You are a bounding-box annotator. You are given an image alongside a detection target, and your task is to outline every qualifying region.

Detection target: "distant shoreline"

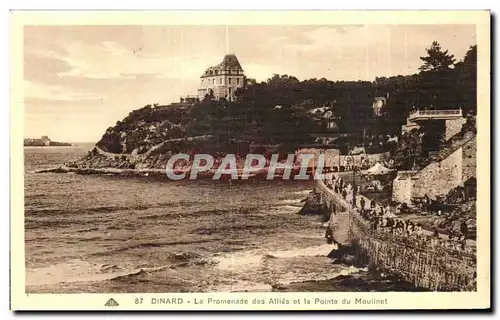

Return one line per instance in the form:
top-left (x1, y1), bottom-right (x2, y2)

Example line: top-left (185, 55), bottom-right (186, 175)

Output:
top-left (24, 145), bottom-right (73, 147)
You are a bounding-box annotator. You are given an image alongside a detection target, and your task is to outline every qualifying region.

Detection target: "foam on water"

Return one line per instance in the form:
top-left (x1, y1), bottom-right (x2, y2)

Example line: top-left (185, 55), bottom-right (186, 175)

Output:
top-left (210, 281), bottom-right (274, 292)
top-left (214, 252), bottom-right (264, 271)
top-left (278, 199), bottom-right (304, 205)
top-left (26, 259), bottom-right (180, 286)
top-left (214, 243), bottom-right (336, 271)
top-left (273, 205), bottom-right (302, 214)
top-left (267, 243), bottom-right (337, 259)
top-left (292, 190), bottom-right (312, 195)
top-left (210, 244), bottom-right (367, 291)
top-left (26, 260), bottom-right (143, 286)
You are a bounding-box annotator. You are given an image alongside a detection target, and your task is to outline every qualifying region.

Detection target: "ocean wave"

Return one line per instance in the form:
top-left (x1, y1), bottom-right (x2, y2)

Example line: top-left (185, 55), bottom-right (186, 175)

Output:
top-left (210, 245), bottom-right (366, 292)
top-left (292, 190), bottom-right (312, 195)
top-left (214, 244), bottom-right (336, 271)
top-left (26, 254), bottom-right (214, 287)
top-left (267, 244), bottom-right (337, 259)
top-left (25, 200), bottom-right (205, 217)
top-left (209, 281), bottom-right (274, 293)
top-left (191, 223), bottom-right (270, 236)
top-left (278, 199), bottom-right (304, 205)
top-left (25, 205), bottom-right (151, 217)
top-left (26, 260), bottom-right (143, 286)
top-left (140, 207), bottom-right (238, 221)
top-left (89, 240), bottom-right (222, 257)
top-left (275, 265), bottom-right (367, 288)
top-left (269, 205), bottom-right (301, 214)
top-left (26, 201), bottom-right (262, 221)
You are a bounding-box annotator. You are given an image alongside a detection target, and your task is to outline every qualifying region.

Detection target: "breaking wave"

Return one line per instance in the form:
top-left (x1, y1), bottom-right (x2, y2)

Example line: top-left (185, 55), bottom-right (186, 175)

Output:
top-left (292, 190), bottom-right (312, 196)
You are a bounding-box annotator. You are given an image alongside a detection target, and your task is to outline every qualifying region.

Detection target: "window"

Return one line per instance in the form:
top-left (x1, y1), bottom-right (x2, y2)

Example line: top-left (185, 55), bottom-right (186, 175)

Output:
top-left (229, 78), bottom-right (232, 85)
top-left (215, 70), bottom-right (219, 75)
top-left (236, 78), bottom-right (239, 85)
top-left (213, 79), bottom-right (215, 85)
top-left (220, 78), bottom-right (222, 85)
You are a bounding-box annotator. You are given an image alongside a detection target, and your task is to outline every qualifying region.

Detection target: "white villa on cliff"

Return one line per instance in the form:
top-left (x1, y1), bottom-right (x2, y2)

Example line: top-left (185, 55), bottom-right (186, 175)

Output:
top-left (197, 54), bottom-right (246, 101)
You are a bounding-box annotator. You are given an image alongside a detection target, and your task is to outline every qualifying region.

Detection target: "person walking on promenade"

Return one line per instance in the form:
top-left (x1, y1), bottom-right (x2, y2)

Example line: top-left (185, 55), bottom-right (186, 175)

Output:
top-left (341, 188), bottom-right (347, 200)
top-left (325, 205), bottom-right (339, 246)
top-left (360, 197), bottom-right (365, 211)
top-left (460, 221), bottom-right (469, 239)
top-left (433, 228), bottom-right (439, 238)
top-left (424, 194), bottom-right (430, 205)
top-left (385, 204), bottom-right (392, 216)
top-left (370, 199), bottom-right (376, 209)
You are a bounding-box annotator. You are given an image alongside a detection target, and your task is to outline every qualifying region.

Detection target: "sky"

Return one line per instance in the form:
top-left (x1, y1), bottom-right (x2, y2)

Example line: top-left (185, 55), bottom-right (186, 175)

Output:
top-left (23, 24), bottom-right (476, 143)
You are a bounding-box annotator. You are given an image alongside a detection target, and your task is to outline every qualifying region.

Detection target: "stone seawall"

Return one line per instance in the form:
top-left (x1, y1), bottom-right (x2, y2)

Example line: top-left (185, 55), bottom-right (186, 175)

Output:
top-left (315, 180), bottom-right (476, 291)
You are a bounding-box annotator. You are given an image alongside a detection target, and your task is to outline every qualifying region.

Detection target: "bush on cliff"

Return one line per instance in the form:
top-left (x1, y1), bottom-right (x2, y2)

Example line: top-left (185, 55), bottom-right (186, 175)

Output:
top-left (95, 96), bottom-right (320, 155)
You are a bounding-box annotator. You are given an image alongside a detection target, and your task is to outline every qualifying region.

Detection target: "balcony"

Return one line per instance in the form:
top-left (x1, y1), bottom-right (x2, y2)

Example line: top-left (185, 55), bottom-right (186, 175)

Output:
top-left (408, 108), bottom-right (463, 121)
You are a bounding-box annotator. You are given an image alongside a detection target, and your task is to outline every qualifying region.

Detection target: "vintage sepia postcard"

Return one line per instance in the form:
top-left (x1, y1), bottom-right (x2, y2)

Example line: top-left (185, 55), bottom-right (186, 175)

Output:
top-left (10, 10), bottom-right (491, 311)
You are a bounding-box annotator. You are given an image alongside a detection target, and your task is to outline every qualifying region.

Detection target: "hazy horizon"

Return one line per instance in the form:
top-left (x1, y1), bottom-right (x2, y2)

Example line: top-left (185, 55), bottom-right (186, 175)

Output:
top-left (24, 24), bottom-right (476, 142)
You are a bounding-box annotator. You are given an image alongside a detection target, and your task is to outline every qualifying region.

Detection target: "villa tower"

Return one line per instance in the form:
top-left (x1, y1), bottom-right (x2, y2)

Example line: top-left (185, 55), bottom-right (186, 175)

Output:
top-left (198, 54), bottom-right (246, 102)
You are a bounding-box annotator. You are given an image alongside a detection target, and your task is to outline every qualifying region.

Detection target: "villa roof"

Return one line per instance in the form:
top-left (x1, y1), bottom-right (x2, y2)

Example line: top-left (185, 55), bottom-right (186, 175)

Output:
top-left (216, 54), bottom-right (243, 70)
top-left (202, 54), bottom-right (244, 77)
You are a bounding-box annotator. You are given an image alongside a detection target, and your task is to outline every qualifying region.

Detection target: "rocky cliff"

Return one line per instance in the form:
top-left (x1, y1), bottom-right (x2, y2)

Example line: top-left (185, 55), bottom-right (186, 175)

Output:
top-left (69, 98), bottom-right (319, 170)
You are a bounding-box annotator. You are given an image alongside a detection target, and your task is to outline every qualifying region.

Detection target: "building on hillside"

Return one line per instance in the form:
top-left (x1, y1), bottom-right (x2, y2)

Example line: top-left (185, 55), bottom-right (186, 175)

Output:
top-left (40, 135), bottom-right (50, 146)
top-left (198, 54), bottom-right (246, 102)
top-left (372, 94), bottom-right (389, 118)
top-left (24, 135), bottom-right (51, 146)
top-left (180, 95), bottom-right (199, 104)
top-left (401, 116), bottom-right (421, 134)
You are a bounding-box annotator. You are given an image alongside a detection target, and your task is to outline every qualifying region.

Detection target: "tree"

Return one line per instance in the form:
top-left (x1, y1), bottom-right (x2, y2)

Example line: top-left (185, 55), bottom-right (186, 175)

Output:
top-left (416, 42), bottom-right (459, 110)
top-left (456, 45), bottom-right (477, 115)
top-left (419, 41), bottom-right (456, 72)
top-left (246, 78), bottom-right (257, 86)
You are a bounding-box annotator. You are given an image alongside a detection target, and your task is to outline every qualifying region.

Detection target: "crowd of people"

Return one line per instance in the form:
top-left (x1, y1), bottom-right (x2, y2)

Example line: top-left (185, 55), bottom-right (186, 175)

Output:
top-left (321, 175), bottom-right (472, 254)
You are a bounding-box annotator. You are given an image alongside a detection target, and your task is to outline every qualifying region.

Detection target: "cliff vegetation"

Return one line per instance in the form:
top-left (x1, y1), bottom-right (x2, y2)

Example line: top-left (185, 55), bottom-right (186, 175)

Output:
top-left (80, 42), bottom-right (476, 170)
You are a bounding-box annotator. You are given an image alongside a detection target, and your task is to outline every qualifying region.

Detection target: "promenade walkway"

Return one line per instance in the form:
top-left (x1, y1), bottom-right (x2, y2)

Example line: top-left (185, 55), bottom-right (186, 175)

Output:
top-left (318, 178), bottom-right (476, 251)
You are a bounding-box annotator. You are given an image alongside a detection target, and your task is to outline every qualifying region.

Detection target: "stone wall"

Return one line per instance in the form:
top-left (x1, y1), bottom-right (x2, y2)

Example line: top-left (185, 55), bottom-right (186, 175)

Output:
top-left (315, 180), bottom-right (476, 291)
top-left (409, 133), bottom-right (476, 200)
top-left (349, 215), bottom-right (476, 291)
top-left (461, 137), bottom-right (477, 181)
top-left (392, 173), bottom-right (413, 204)
top-left (445, 117), bottom-right (467, 141)
top-left (411, 146), bottom-right (462, 199)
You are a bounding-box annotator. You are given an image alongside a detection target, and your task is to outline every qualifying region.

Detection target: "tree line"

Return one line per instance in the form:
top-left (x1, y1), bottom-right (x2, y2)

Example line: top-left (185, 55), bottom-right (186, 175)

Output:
top-left (97, 41), bottom-right (477, 154)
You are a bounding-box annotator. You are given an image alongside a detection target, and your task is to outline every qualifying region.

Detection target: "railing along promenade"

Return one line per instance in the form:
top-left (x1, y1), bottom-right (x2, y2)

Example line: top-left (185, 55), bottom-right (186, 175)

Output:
top-left (408, 108), bottom-right (463, 121)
